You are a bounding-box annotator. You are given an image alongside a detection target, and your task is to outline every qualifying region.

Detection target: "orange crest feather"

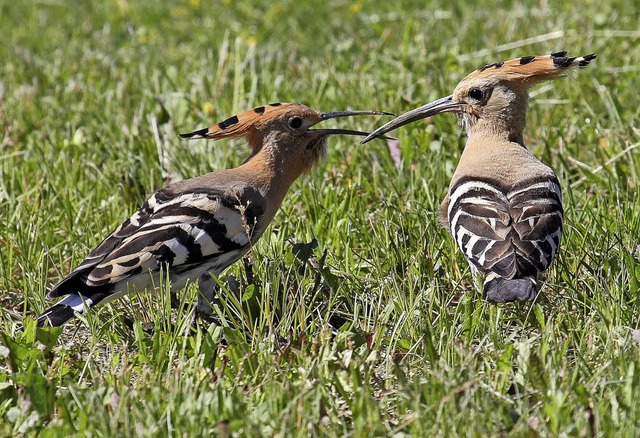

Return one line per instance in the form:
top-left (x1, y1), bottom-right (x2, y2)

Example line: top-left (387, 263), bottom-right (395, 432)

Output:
top-left (464, 51), bottom-right (596, 84)
top-left (179, 102), bottom-right (320, 141)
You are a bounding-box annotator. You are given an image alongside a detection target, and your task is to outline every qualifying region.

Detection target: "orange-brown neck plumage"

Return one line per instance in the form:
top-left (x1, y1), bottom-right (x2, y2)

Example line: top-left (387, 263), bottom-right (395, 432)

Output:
top-left (235, 133), bottom-right (321, 221)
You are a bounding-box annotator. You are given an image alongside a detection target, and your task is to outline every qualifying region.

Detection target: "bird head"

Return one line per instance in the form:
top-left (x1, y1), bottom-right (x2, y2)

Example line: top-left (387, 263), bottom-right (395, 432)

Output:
top-left (361, 51), bottom-right (596, 144)
top-left (181, 102), bottom-right (391, 172)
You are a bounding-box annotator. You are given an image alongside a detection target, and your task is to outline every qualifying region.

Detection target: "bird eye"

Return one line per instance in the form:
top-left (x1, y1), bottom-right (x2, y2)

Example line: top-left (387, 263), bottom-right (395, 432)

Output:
top-left (288, 117), bottom-right (303, 129)
top-left (469, 88), bottom-right (484, 100)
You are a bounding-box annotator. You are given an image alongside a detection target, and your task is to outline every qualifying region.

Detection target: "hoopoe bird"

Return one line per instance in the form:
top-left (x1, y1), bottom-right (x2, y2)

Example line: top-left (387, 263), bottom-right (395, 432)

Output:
top-left (37, 103), bottom-right (389, 327)
top-left (362, 51), bottom-right (596, 302)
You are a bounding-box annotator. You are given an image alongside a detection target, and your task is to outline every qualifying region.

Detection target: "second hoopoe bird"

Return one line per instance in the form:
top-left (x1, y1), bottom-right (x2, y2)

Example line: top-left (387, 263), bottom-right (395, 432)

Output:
top-left (363, 51), bottom-right (596, 302)
top-left (37, 103), bottom-right (389, 327)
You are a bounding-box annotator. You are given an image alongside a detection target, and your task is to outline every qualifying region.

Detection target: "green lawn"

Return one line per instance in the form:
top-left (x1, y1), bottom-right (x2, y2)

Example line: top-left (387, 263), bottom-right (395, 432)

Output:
top-left (2, 0), bottom-right (640, 435)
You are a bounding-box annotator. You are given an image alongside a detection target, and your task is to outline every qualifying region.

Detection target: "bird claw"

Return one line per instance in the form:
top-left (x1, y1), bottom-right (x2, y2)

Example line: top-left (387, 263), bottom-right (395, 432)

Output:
top-left (192, 304), bottom-right (222, 327)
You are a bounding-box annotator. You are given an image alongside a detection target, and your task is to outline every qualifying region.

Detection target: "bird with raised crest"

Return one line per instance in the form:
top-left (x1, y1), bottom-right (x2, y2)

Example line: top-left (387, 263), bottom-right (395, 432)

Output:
top-left (362, 51), bottom-right (596, 302)
top-left (37, 103), bottom-right (390, 327)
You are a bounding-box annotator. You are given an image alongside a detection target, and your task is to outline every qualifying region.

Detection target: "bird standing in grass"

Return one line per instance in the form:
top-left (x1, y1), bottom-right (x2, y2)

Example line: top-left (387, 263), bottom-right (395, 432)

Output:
top-left (37, 103), bottom-right (389, 327)
top-left (362, 51), bottom-right (596, 302)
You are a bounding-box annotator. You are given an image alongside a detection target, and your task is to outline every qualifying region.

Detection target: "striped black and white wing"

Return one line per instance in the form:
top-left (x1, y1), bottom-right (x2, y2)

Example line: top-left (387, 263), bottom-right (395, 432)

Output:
top-left (508, 176), bottom-right (563, 272)
top-left (48, 184), bottom-right (266, 301)
top-left (447, 175), bottom-right (563, 278)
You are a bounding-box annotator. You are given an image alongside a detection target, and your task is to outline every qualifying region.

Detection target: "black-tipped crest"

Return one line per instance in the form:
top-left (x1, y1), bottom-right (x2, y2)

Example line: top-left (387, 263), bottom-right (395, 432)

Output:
top-left (578, 53), bottom-right (597, 67)
top-left (179, 127), bottom-right (209, 139)
top-left (480, 61), bottom-right (505, 71)
top-left (468, 51), bottom-right (597, 82)
top-left (218, 115), bottom-right (239, 130)
top-left (552, 56), bottom-right (576, 67)
top-left (179, 103), bottom-right (291, 140)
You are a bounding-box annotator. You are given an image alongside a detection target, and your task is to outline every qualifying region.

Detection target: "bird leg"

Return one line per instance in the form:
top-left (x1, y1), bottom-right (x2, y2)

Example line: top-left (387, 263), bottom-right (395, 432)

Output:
top-left (196, 272), bottom-right (219, 321)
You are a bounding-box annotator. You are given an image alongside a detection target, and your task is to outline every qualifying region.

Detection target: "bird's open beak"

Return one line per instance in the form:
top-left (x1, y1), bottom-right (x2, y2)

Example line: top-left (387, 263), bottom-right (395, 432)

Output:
top-left (310, 128), bottom-right (380, 137)
top-left (320, 110), bottom-right (393, 120)
top-left (309, 110), bottom-right (394, 138)
top-left (360, 96), bottom-right (466, 144)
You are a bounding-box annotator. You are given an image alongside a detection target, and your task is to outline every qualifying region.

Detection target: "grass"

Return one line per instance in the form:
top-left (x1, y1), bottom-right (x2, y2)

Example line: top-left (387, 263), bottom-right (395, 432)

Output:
top-left (1, 0), bottom-right (640, 435)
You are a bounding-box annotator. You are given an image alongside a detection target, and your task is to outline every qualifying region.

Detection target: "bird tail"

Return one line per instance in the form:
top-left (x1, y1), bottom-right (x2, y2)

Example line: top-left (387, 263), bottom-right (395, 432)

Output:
top-left (483, 273), bottom-right (537, 302)
top-left (36, 294), bottom-right (94, 327)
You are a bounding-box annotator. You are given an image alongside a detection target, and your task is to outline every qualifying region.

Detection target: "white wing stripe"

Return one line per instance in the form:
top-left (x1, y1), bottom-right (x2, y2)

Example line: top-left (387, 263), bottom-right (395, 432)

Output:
top-left (192, 226), bottom-right (221, 256)
top-left (465, 234), bottom-right (480, 258)
top-left (138, 215), bottom-right (200, 230)
top-left (508, 181), bottom-right (562, 200)
top-left (448, 181), bottom-right (507, 217)
top-left (120, 222), bottom-right (192, 245)
top-left (477, 240), bottom-right (495, 266)
top-left (58, 294), bottom-right (94, 312)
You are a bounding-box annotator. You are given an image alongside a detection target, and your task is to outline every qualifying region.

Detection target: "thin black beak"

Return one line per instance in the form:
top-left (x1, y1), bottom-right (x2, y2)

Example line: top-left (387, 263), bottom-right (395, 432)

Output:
top-left (309, 128), bottom-right (377, 137)
top-left (319, 110), bottom-right (394, 120)
top-left (360, 95), bottom-right (466, 144)
top-left (311, 110), bottom-right (395, 139)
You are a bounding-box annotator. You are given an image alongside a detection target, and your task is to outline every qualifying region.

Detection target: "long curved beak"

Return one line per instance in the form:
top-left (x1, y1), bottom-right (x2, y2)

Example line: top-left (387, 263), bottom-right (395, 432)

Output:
top-left (320, 110), bottom-right (394, 120)
top-left (360, 95), bottom-right (466, 144)
top-left (310, 110), bottom-right (395, 139)
top-left (309, 128), bottom-right (375, 137)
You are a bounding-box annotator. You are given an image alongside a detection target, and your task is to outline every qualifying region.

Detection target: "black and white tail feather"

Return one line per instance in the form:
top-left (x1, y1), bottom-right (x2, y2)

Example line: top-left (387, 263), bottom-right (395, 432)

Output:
top-left (448, 174), bottom-right (563, 302)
